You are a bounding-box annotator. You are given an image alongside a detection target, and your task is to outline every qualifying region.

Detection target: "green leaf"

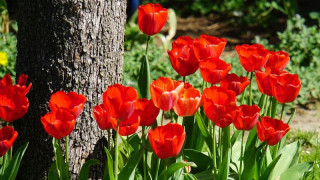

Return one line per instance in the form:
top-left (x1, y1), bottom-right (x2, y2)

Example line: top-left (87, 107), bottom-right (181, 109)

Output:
top-left (194, 169), bottom-right (215, 179)
top-left (260, 155), bottom-right (281, 180)
top-left (195, 112), bottom-right (212, 152)
top-left (217, 148), bottom-right (231, 180)
top-left (118, 149), bottom-right (143, 180)
top-left (48, 161), bottom-right (59, 180)
top-left (242, 136), bottom-right (259, 180)
top-left (184, 149), bottom-right (211, 171)
top-left (103, 147), bottom-right (115, 180)
top-left (280, 162), bottom-right (313, 180)
top-left (138, 55), bottom-right (151, 99)
top-left (158, 161), bottom-right (197, 180)
top-left (231, 130), bottom-right (241, 146)
top-left (52, 139), bottom-right (69, 180)
top-left (269, 141), bottom-right (300, 180)
top-left (79, 159), bottom-right (100, 180)
top-left (0, 142), bottom-right (29, 180)
top-left (278, 109), bottom-right (296, 151)
top-left (128, 134), bottom-right (141, 151)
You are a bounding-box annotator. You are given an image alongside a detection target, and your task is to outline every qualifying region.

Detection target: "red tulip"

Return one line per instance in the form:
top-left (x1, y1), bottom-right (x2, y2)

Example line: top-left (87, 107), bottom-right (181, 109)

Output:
top-left (138, 3), bottom-right (168, 36)
top-left (255, 70), bottom-right (275, 96)
top-left (220, 73), bottom-right (250, 95)
top-left (150, 77), bottom-right (184, 111)
top-left (232, 105), bottom-right (260, 130)
top-left (41, 108), bottom-right (76, 139)
top-left (202, 86), bottom-right (236, 128)
top-left (103, 84), bottom-right (138, 121)
top-left (0, 86), bottom-right (29, 122)
top-left (0, 126), bottom-right (18, 157)
top-left (264, 50), bottom-right (290, 75)
top-left (148, 123), bottom-right (185, 159)
top-left (0, 74), bottom-right (32, 95)
top-left (110, 111), bottom-right (140, 136)
top-left (168, 36), bottom-right (199, 76)
top-left (173, 82), bottom-right (201, 117)
top-left (199, 57), bottom-right (231, 84)
top-left (193, 34), bottom-right (227, 61)
top-left (49, 91), bottom-right (86, 118)
top-left (92, 104), bottom-right (113, 130)
top-left (135, 98), bottom-right (160, 126)
top-left (271, 72), bottom-right (301, 103)
top-left (235, 44), bottom-right (269, 72)
top-left (257, 116), bottom-right (290, 146)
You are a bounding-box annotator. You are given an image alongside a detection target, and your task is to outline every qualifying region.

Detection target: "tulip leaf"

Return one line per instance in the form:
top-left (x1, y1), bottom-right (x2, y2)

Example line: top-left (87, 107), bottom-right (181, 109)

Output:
top-left (217, 148), bottom-right (231, 180)
top-left (245, 126), bottom-right (257, 151)
top-left (158, 161), bottom-right (197, 180)
top-left (241, 136), bottom-right (260, 180)
top-left (278, 108), bottom-right (296, 151)
top-left (184, 173), bottom-right (198, 180)
top-left (103, 147), bottom-right (115, 180)
top-left (0, 142), bottom-right (28, 180)
top-left (195, 112), bottom-right (212, 152)
top-left (279, 162), bottom-right (313, 180)
top-left (48, 161), bottom-right (59, 180)
top-left (79, 159), bottom-right (100, 180)
top-left (231, 129), bottom-right (241, 146)
top-left (260, 154), bottom-right (281, 180)
top-left (138, 55), bottom-right (151, 99)
top-left (52, 139), bottom-right (69, 180)
top-left (118, 149), bottom-right (143, 180)
top-left (269, 141), bottom-right (300, 180)
top-left (184, 149), bottom-right (211, 172)
top-left (194, 169), bottom-right (215, 179)
top-left (128, 134), bottom-right (141, 151)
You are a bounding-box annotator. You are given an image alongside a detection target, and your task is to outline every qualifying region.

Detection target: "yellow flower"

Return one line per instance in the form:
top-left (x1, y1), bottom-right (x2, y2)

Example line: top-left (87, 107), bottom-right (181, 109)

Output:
top-left (0, 52), bottom-right (8, 66)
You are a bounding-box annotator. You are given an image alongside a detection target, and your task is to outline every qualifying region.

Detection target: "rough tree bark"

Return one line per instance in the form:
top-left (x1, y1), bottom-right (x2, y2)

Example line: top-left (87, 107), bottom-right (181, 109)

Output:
top-left (14, 0), bottom-right (126, 179)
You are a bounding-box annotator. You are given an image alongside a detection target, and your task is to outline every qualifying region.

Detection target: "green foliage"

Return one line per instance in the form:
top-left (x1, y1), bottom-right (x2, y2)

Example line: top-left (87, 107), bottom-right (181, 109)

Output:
top-left (0, 33), bottom-right (17, 78)
top-left (255, 15), bottom-right (320, 105)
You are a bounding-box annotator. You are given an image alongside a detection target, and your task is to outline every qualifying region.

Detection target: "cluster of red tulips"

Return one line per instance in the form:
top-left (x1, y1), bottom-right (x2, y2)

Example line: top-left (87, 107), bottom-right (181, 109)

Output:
top-left (0, 74), bottom-right (31, 157)
top-left (0, 2), bottom-right (305, 179)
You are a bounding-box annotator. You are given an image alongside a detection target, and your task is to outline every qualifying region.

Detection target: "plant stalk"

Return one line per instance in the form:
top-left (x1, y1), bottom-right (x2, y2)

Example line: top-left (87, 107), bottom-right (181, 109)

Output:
top-left (212, 123), bottom-right (217, 175)
top-left (142, 127), bottom-right (147, 180)
top-left (239, 131), bottom-right (245, 180)
top-left (145, 36), bottom-right (151, 55)
top-left (114, 120), bottom-right (120, 180)
top-left (65, 135), bottom-right (69, 167)
top-left (154, 158), bottom-right (161, 180)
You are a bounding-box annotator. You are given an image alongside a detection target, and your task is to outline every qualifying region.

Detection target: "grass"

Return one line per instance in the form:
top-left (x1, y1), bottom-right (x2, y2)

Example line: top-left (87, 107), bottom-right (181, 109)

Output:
top-left (287, 129), bottom-right (320, 179)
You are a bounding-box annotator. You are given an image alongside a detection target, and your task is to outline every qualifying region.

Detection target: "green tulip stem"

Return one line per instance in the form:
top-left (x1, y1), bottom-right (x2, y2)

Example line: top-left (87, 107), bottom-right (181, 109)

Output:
top-left (65, 135), bottom-right (69, 167)
top-left (164, 159), bottom-right (168, 180)
top-left (219, 128), bottom-right (222, 165)
top-left (182, 76), bottom-right (186, 82)
top-left (268, 97), bottom-right (273, 117)
top-left (212, 123), bottom-right (217, 175)
top-left (248, 72), bottom-right (253, 105)
top-left (114, 120), bottom-right (120, 180)
top-left (142, 127), bottom-right (147, 180)
top-left (154, 158), bottom-right (161, 180)
top-left (239, 85), bottom-right (247, 105)
top-left (280, 103), bottom-right (285, 120)
top-left (145, 36), bottom-right (151, 55)
top-left (1, 148), bottom-right (7, 175)
top-left (161, 110), bottom-right (165, 126)
top-left (239, 131), bottom-right (245, 180)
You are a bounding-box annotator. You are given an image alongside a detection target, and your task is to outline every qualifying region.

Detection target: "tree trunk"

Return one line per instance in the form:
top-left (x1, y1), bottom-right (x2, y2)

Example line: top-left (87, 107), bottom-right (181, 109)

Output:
top-left (15, 0), bottom-right (126, 179)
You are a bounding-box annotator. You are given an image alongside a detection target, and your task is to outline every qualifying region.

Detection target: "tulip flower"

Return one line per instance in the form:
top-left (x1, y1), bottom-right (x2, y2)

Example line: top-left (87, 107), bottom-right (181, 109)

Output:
top-left (173, 82), bottom-right (201, 117)
top-left (271, 72), bottom-right (301, 104)
top-left (202, 86), bottom-right (236, 128)
top-left (135, 98), bottom-right (160, 126)
top-left (232, 105), bottom-right (260, 130)
top-left (264, 50), bottom-right (290, 75)
top-left (199, 57), bottom-right (231, 84)
top-left (193, 34), bottom-right (227, 61)
top-left (0, 126), bottom-right (18, 157)
top-left (235, 44), bottom-right (269, 72)
top-left (0, 74), bottom-right (32, 95)
top-left (49, 91), bottom-right (87, 118)
top-left (103, 84), bottom-right (138, 121)
top-left (150, 77), bottom-right (184, 111)
top-left (0, 86), bottom-right (29, 122)
top-left (110, 111), bottom-right (140, 136)
top-left (220, 73), bottom-right (250, 95)
top-left (257, 116), bottom-right (290, 146)
top-left (41, 108), bottom-right (76, 139)
top-left (148, 123), bottom-right (185, 159)
top-left (255, 70), bottom-right (275, 96)
top-left (92, 104), bottom-right (113, 130)
top-left (138, 3), bottom-right (168, 36)
top-left (168, 36), bottom-right (199, 76)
